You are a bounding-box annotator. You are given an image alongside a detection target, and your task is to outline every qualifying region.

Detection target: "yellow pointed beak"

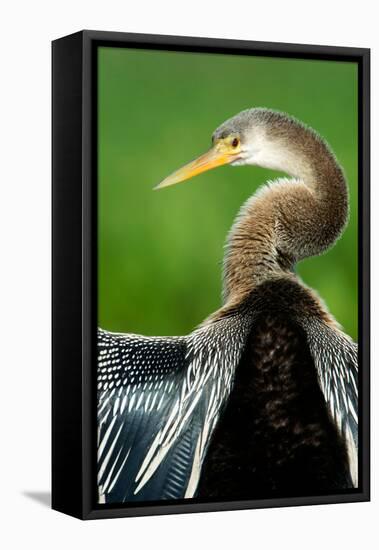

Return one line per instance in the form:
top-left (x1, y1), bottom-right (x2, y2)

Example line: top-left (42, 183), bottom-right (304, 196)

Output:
top-left (154, 142), bottom-right (240, 190)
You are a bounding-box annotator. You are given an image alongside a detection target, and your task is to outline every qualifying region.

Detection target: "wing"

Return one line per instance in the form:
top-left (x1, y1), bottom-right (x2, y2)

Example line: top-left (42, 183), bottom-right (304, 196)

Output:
top-left (301, 318), bottom-right (358, 486)
top-left (97, 315), bottom-right (250, 503)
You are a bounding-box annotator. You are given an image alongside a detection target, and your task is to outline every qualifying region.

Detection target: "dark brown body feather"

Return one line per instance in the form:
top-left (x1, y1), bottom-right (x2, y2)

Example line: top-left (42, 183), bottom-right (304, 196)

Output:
top-left (197, 280), bottom-right (351, 499)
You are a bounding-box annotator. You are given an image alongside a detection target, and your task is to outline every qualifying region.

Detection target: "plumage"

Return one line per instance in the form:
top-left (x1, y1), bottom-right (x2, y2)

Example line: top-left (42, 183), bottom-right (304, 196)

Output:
top-left (98, 108), bottom-right (358, 503)
top-left (197, 278), bottom-right (357, 498)
top-left (97, 315), bottom-right (251, 502)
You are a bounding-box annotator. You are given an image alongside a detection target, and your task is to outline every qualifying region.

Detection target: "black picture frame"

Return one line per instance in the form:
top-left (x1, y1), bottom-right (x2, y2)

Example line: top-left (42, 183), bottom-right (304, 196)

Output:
top-left (52, 30), bottom-right (370, 520)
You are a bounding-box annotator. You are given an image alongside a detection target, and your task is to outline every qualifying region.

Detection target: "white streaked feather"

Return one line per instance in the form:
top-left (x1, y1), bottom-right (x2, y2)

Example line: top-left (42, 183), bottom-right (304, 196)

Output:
top-left (134, 431), bottom-right (163, 485)
top-left (98, 422), bottom-right (124, 480)
top-left (184, 435), bottom-right (202, 498)
top-left (107, 449), bottom-right (131, 494)
top-left (133, 443), bottom-right (172, 494)
top-left (348, 397), bottom-right (358, 424)
top-left (98, 319), bottom-right (248, 501)
top-left (345, 425), bottom-right (358, 487)
top-left (102, 447), bottom-right (123, 493)
top-left (304, 319), bottom-right (358, 488)
top-left (120, 394), bottom-right (127, 415)
top-left (98, 415), bottom-right (117, 460)
top-left (113, 397), bottom-right (120, 416)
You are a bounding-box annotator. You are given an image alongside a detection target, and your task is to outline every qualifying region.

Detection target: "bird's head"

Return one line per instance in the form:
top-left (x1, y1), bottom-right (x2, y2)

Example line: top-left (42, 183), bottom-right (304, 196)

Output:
top-left (155, 108), bottom-right (290, 190)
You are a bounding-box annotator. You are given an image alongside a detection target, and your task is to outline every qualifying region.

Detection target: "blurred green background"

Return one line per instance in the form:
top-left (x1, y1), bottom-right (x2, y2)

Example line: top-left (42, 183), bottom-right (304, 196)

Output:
top-left (98, 47), bottom-right (358, 341)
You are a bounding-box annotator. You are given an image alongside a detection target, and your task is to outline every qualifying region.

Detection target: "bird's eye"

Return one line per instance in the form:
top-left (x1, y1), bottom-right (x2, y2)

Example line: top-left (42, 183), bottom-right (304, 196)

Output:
top-left (232, 137), bottom-right (240, 148)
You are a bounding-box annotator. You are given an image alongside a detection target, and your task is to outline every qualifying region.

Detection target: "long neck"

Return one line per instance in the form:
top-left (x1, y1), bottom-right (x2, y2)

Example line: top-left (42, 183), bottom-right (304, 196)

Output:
top-left (222, 119), bottom-right (349, 304)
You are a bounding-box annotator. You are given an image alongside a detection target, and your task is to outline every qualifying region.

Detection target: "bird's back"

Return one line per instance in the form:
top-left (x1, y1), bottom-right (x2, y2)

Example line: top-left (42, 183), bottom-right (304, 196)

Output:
top-left (197, 278), bottom-right (353, 499)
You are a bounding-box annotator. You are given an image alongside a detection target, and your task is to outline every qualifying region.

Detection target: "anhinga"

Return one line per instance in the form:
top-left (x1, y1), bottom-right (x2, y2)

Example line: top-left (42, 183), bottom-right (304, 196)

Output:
top-left (97, 108), bottom-right (358, 504)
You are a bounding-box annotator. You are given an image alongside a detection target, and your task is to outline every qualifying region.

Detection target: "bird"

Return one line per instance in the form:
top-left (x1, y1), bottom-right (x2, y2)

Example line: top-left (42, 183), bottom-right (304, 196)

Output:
top-left (97, 108), bottom-right (358, 504)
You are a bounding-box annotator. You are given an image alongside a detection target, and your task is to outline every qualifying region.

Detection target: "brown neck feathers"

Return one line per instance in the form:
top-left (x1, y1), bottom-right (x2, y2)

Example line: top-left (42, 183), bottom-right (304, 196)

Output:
top-left (222, 115), bottom-right (348, 305)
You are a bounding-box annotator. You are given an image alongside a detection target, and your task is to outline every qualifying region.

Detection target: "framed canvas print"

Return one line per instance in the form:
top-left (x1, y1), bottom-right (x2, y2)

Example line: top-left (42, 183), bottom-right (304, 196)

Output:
top-left (52, 30), bottom-right (370, 520)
